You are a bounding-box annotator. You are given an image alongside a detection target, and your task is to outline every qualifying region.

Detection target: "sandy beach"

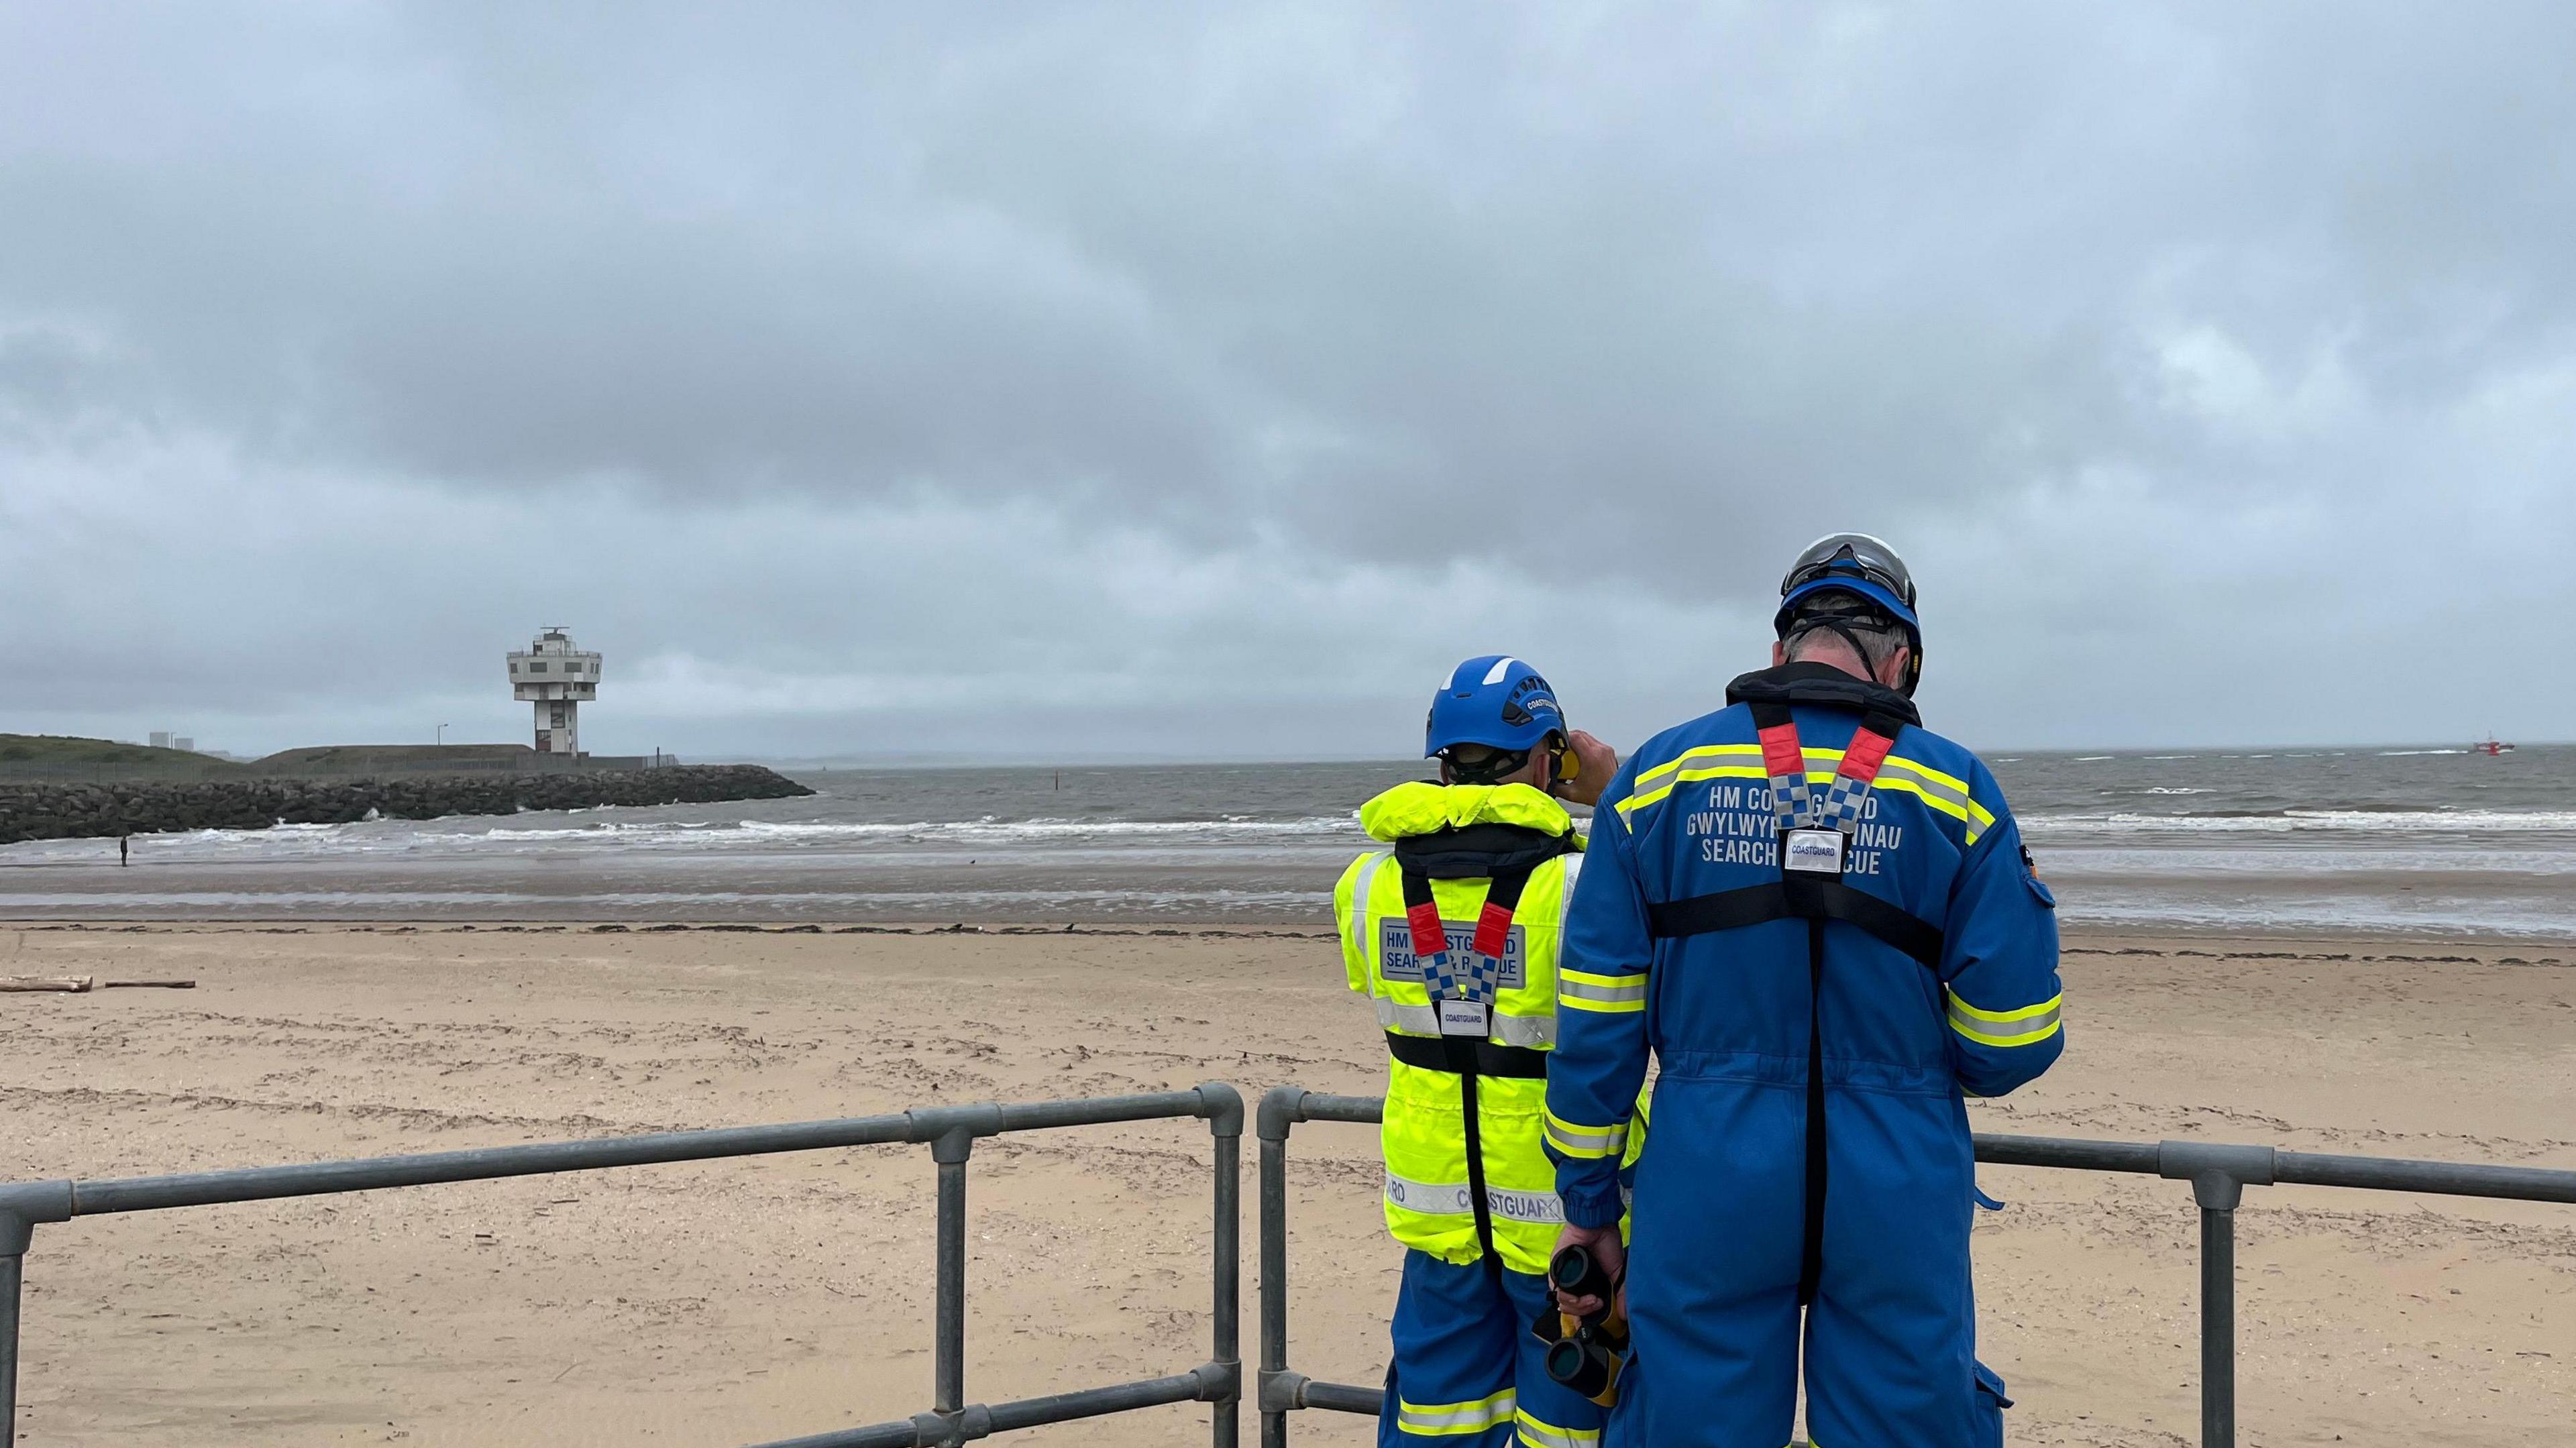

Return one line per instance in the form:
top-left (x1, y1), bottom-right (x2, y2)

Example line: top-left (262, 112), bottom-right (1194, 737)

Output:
top-left (0, 923), bottom-right (2569, 1447)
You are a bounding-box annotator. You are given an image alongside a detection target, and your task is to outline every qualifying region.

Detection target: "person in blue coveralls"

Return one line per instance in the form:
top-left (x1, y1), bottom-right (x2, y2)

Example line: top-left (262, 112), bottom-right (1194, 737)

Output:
top-left (1540, 534), bottom-right (2065, 1448)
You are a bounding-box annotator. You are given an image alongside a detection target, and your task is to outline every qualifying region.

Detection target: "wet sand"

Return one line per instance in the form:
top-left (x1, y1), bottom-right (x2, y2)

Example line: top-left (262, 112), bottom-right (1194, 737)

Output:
top-left (0, 924), bottom-right (2569, 1447)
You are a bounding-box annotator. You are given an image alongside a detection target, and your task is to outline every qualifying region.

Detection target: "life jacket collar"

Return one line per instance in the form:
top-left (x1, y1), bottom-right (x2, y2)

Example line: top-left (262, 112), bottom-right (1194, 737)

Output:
top-left (1724, 661), bottom-right (1922, 727)
top-left (1359, 781), bottom-right (1574, 842)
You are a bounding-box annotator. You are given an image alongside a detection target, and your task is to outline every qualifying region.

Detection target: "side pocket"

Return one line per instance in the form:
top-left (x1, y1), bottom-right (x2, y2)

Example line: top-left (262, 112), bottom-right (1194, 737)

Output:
top-left (1972, 1361), bottom-right (2012, 1448)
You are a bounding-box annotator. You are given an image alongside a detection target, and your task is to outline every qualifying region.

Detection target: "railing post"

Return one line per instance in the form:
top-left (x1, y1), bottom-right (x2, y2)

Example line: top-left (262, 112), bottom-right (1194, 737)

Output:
top-left (2198, 1190), bottom-right (2235, 1448)
top-left (931, 1127), bottom-right (975, 1439)
top-left (1201, 1083), bottom-right (1245, 1448)
top-left (1256, 1089), bottom-right (1304, 1448)
top-left (2157, 1141), bottom-right (2270, 1448)
top-left (1, 1210), bottom-right (30, 1448)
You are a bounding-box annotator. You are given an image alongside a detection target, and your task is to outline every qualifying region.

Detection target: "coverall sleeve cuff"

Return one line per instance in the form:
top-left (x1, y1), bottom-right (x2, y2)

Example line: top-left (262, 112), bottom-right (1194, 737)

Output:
top-left (1559, 1176), bottom-right (1625, 1229)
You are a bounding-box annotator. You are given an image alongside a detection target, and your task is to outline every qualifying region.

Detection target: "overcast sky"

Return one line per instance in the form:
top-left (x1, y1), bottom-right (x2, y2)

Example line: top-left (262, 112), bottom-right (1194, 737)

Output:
top-left (3, 4), bottom-right (2572, 761)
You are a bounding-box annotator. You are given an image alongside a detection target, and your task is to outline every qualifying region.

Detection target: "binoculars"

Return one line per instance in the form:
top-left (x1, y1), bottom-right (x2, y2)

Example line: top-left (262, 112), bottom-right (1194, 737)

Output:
top-left (1534, 1242), bottom-right (1630, 1406)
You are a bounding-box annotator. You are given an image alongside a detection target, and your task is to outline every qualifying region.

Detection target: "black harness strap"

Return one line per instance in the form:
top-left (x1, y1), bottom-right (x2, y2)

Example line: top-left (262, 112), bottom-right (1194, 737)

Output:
top-left (1391, 863), bottom-right (1539, 1278)
top-left (1383, 1032), bottom-right (1550, 1078)
top-left (1646, 879), bottom-right (1944, 968)
top-left (1801, 913), bottom-right (1827, 1305)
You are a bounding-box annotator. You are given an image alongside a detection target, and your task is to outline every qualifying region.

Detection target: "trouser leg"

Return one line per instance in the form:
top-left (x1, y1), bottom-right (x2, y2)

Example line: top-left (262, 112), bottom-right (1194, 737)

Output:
top-left (1801, 1095), bottom-right (1979, 1448)
top-left (1620, 1078), bottom-right (1803, 1447)
top-left (1382, 1251), bottom-right (1519, 1448)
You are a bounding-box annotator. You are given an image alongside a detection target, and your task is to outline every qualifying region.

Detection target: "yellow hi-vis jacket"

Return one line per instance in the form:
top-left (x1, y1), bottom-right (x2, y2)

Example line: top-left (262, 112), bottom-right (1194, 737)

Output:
top-left (1333, 781), bottom-right (1644, 1276)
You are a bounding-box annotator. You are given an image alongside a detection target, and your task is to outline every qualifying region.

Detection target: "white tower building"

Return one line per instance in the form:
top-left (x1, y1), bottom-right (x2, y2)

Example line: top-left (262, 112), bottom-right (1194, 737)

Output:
top-left (506, 626), bottom-right (603, 756)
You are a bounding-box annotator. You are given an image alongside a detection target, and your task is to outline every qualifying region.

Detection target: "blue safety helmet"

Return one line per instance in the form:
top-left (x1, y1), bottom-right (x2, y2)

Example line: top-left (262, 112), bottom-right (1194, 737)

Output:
top-left (1774, 533), bottom-right (1924, 695)
top-left (1426, 655), bottom-right (1566, 759)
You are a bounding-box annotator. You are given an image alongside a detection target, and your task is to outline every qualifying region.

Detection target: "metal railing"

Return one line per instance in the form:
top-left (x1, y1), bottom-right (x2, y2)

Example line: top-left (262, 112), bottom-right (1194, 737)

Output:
top-left (0, 1084), bottom-right (1244, 1448)
top-left (9, 1079), bottom-right (2569, 1448)
top-left (1253, 1085), bottom-right (2576, 1448)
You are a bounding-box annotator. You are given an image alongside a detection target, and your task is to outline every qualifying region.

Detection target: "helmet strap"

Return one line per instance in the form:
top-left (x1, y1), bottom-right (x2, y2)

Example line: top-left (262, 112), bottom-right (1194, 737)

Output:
top-left (1784, 606), bottom-right (1919, 698)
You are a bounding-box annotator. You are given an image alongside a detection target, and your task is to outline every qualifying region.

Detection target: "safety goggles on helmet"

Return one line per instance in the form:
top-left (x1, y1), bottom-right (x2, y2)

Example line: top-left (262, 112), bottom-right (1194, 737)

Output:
top-left (1779, 533), bottom-right (1916, 610)
top-left (1772, 533), bottom-right (1925, 698)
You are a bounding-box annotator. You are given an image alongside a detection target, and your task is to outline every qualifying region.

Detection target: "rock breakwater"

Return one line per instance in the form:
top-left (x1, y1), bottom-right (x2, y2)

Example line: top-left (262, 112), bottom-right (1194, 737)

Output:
top-left (0, 765), bottom-right (814, 845)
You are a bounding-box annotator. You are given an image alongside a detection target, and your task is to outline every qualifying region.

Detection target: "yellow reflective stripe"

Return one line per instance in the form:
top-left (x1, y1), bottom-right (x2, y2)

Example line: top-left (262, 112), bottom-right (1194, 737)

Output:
top-left (1947, 990), bottom-right (2063, 1047)
top-left (1621, 747), bottom-right (1870, 829)
top-left (1618, 743), bottom-right (2003, 844)
top-left (1396, 1390), bottom-right (1516, 1436)
top-left (1885, 753), bottom-right (1967, 795)
top-left (1616, 765), bottom-right (1766, 826)
top-left (1867, 775), bottom-right (1960, 822)
top-left (1629, 742), bottom-right (1762, 795)
top-left (1964, 798), bottom-right (1997, 845)
top-left (1619, 744), bottom-right (1827, 828)
top-left (1544, 1108), bottom-right (1627, 1160)
top-left (1558, 967), bottom-right (1646, 1013)
top-left (1514, 1410), bottom-right (1600, 1448)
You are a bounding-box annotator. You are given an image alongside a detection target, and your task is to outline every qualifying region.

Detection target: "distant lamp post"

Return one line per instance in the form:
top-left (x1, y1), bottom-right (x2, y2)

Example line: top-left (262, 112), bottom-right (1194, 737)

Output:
top-left (436, 724), bottom-right (449, 746)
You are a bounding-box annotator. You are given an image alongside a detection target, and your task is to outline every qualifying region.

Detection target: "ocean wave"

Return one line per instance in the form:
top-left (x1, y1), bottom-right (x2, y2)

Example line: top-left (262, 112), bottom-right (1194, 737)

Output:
top-left (2025, 807), bottom-right (2576, 834)
top-left (0, 885), bottom-right (1332, 911)
top-left (2379, 748), bottom-right (2469, 757)
top-left (724, 815), bottom-right (1358, 842)
top-left (0, 811), bottom-right (1370, 863)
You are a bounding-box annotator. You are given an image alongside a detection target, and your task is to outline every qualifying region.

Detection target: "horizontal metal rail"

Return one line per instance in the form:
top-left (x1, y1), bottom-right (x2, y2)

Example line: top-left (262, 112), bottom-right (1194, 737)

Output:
top-left (0, 1084), bottom-right (1246, 1448)
top-left (1254, 1085), bottom-right (2576, 1448)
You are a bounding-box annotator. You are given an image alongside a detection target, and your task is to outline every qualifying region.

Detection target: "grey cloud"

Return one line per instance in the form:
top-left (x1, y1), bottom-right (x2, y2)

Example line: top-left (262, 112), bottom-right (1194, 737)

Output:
top-left (3, 3), bottom-right (2575, 753)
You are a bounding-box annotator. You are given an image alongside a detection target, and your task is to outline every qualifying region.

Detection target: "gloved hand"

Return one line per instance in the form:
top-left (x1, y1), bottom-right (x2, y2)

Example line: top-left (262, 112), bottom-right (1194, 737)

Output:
top-left (1550, 1222), bottom-right (1625, 1318)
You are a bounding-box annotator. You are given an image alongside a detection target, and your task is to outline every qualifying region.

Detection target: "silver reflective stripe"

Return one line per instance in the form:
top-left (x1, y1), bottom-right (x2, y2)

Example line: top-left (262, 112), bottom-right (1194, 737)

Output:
top-left (1483, 1182), bottom-right (1566, 1224)
top-left (1514, 1413), bottom-right (1599, 1448)
top-left (1879, 759), bottom-right (1972, 812)
top-left (1543, 1116), bottom-right (1627, 1158)
top-left (1348, 852), bottom-right (1388, 961)
top-left (1557, 973), bottom-right (1646, 1006)
top-left (1383, 1173), bottom-right (1564, 1225)
top-left (1397, 1392), bottom-right (1517, 1435)
top-left (1947, 994), bottom-right (2061, 1042)
top-left (1377, 996), bottom-right (1556, 1048)
top-left (1384, 1171), bottom-right (1474, 1215)
top-left (1379, 997), bottom-right (1442, 1035)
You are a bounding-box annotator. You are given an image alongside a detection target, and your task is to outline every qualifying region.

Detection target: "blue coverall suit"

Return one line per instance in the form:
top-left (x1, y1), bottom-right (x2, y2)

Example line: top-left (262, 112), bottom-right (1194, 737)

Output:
top-left (1544, 663), bottom-right (2064, 1448)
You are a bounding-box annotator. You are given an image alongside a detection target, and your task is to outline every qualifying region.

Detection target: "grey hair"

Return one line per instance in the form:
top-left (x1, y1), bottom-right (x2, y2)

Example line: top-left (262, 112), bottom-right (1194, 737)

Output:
top-left (1784, 605), bottom-right (1909, 674)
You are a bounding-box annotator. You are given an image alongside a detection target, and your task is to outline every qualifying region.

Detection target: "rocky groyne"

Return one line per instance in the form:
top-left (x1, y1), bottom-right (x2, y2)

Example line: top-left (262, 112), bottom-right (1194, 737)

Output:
top-left (0, 765), bottom-right (814, 845)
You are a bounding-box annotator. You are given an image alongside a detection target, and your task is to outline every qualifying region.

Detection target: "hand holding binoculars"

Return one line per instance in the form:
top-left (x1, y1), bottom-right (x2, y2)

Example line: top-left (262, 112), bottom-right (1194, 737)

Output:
top-left (1533, 1241), bottom-right (1629, 1406)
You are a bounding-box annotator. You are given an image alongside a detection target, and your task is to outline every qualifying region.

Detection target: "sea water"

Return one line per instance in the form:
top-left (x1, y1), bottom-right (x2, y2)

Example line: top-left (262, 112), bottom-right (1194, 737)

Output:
top-left (1, 748), bottom-right (2570, 937)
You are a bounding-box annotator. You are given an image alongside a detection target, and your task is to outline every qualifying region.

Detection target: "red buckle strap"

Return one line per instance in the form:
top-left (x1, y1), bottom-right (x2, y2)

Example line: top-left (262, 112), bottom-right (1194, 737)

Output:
top-left (1470, 900), bottom-right (1515, 962)
top-left (1757, 720), bottom-right (1805, 782)
top-left (1405, 899), bottom-right (1448, 959)
top-left (1837, 725), bottom-right (1895, 785)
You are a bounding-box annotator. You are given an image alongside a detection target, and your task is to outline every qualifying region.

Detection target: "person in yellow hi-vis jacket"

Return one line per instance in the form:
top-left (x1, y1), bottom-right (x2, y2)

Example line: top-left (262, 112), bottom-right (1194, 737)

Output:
top-left (1334, 655), bottom-right (1643, 1448)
